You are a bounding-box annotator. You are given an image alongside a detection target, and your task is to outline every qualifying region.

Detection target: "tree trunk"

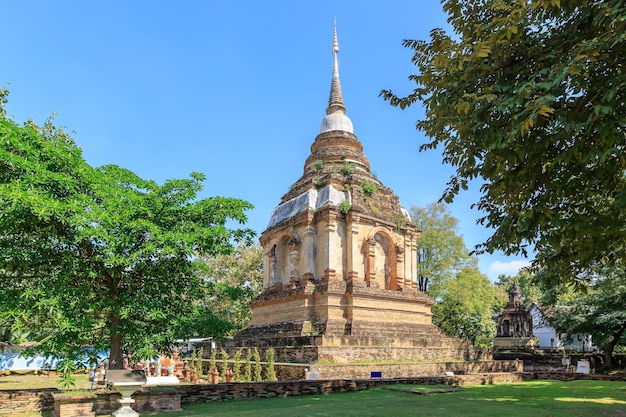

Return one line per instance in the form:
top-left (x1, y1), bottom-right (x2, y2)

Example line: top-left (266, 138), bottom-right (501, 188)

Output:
top-left (1, 318), bottom-right (14, 342)
top-left (604, 323), bottom-right (626, 368)
top-left (604, 339), bottom-right (616, 367)
top-left (106, 271), bottom-right (124, 370)
top-left (108, 314), bottom-right (124, 370)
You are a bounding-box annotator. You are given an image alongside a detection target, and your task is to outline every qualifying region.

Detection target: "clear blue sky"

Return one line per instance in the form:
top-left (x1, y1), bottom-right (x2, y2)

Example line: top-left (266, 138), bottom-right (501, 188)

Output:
top-left (1, 1), bottom-right (531, 280)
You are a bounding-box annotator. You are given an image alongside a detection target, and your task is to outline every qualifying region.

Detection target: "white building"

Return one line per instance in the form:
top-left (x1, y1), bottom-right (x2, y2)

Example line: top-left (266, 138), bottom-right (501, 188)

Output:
top-left (529, 303), bottom-right (594, 352)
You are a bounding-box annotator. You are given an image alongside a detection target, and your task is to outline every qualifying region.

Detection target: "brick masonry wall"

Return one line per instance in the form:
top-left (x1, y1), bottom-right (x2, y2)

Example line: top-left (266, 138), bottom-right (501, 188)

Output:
top-left (3, 365), bottom-right (625, 415)
top-left (533, 371), bottom-right (626, 381)
top-left (0, 361), bottom-right (522, 415)
top-left (0, 389), bottom-right (56, 415)
top-left (275, 360), bottom-right (522, 380)
top-left (52, 393), bottom-right (96, 417)
top-left (494, 352), bottom-right (626, 373)
top-left (177, 373), bottom-right (530, 405)
top-left (73, 391), bottom-right (183, 416)
top-left (0, 389), bottom-right (183, 416)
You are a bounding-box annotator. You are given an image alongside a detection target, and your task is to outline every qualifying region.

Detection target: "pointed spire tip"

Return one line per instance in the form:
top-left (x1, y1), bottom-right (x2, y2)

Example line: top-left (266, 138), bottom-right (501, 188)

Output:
top-left (332, 18), bottom-right (339, 54)
top-left (320, 19), bottom-right (353, 133)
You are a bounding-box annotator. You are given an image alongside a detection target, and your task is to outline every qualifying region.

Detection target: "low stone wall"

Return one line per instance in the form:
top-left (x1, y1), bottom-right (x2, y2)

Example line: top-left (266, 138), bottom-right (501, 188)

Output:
top-left (0, 389), bottom-right (56, 415)
top-left (227, 343), bottom-right (491, 363)
top-left (533, 371), bottom-right (626, 381)
top-left (493, 352), bottom-right (624, 373)
top-left (315, 346), bottom-right (490, 363)
top-left (0, 368), bottom-right (522, 415)
top-left (178, 372), bottom-right (529, 405)
top-left (274, 360), bottom-right (522, 380)
top-left (3, 366), bottom-right (624, 416)
top-left (52, 393), bottom-right (96, 417)
top-left (0, 389), bottom-right (182, 416)
top-left (89, 390), bottom-right (183, 416)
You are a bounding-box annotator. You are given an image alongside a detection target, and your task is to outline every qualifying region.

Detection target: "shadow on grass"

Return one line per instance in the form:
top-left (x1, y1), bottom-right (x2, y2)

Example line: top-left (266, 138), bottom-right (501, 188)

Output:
top-left (380, 384), bottom-right (464, 394)
top-left (143, 380), bottom-right (626, 417)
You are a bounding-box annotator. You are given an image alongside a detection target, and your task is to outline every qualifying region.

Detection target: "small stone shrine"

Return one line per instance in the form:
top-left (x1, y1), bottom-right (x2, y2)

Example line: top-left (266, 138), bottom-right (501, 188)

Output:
top-left (493, 283), bottom-right (538, 350)
top-left (231, 24), bottom-right (476, 364)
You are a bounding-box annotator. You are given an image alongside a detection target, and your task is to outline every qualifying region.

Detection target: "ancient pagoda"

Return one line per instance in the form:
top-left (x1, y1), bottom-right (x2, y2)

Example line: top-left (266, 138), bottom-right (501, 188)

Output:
top-left (233, 24), bottom-right (473, 363)
top-left (493, 283), bottom-right (538, 351)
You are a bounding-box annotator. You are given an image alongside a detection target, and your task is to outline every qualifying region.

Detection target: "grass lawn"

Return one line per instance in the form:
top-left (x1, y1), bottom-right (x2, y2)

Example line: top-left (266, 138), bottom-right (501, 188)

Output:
top-left (3, 377), bottom-right (625, 416)
top-left (0, 372), bottom-right (93, 390)
top-left (142, 380), bottom-right (626, 417)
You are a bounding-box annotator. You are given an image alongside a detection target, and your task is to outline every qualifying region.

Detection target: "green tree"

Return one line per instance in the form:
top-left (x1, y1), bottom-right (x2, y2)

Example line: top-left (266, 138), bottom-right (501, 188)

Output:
top-left (494, 270), bottom-right (543, 305)
top-left (219, 348), bottom-right (230, 378)
top-left (232, 348), bottom-right (242, 382)
top-left (253, 347), bottom-right (262, 382)
top-left (495, 269), bottom-right (577, 307)
top-left (432, 267), bottom-right (506, 347)
top-left (209, 347), bottom-right (217, 374)
top-left (382, 1), bottom-right (626, 284)
top-left (243, 348), bottom-right (252, 382)
top-left (0, 91), bottom-right (255, 375)
top-left (198, 244), bottom-right (263, 334)
top-left (410, 202), bottom-right (471, 297)
top-left (548, 267), bottom-right (626, 366)
top-left (264, 348), bottom-right (277, 381)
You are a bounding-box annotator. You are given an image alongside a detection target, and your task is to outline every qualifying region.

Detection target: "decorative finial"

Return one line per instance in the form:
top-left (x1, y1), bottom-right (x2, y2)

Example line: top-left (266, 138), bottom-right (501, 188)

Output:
top-left (319, 19), bottom-right (353, 133)
top-left (332, 18), bottom-right (339, 54)
top-left (326, 19), bottom-right (346, 115)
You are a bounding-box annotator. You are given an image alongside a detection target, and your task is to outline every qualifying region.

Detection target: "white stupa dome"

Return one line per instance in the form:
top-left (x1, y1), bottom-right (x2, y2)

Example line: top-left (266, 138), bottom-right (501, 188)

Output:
top-left (320, 110), bottom-right (353, 133)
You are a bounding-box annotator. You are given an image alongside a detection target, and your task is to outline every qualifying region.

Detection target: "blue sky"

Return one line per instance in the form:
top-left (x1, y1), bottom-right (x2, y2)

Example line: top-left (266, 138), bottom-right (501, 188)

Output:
top-left (1, 1), bottom-right (531, 280)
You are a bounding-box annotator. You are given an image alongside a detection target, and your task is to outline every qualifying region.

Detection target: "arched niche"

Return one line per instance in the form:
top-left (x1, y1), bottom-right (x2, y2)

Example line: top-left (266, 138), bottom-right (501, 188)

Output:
top-left (363, 227), bottom-right (399, 290)
top-left (270, 231), bottom-right (301, 287)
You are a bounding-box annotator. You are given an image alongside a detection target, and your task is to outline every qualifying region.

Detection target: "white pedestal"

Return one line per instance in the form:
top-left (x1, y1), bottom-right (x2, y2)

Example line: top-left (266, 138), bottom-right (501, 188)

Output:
top-left (112, 396), bottom-right (138, 416)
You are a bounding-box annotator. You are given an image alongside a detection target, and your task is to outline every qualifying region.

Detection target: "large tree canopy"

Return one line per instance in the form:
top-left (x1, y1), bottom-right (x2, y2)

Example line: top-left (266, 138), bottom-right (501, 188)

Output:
top-left (432, 266), bottom-right (506, 348)
top-left (410, 202), bottom-right (504, 347)
top-left (548, 266), bottom-right (626, 366)
top-left (382, 1), bottom-right (626, 284)
top-left (198, 244), bottom-right (263, 334)
top-left (411, 202), bottom-right (471, 296)
top-left (0, 90), bottom-right (255, 377)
